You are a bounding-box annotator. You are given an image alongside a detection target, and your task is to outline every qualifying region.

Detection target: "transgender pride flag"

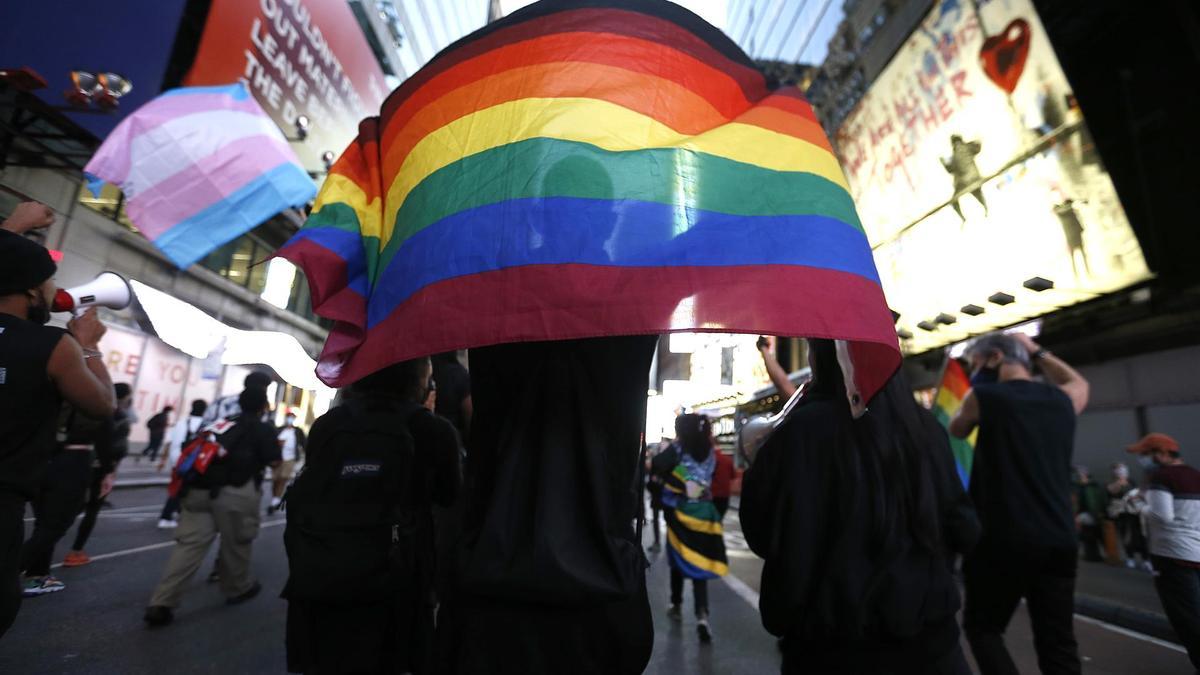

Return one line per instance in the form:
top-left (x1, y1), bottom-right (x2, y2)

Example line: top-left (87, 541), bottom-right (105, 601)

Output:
top-left (85, 83), bottom-right (316, 268)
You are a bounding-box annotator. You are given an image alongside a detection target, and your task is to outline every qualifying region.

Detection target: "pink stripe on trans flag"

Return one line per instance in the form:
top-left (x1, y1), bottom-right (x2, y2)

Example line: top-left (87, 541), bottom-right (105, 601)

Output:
top-left (85, 87), bottom-right (266, 188)
top-left (124, 134), bottom-right (300, 240)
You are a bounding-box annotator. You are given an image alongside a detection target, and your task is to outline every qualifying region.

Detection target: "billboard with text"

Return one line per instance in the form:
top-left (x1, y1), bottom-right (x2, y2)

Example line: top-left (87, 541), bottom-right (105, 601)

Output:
top-left (834, 0), bottom-right (1149, 354)
top-left (184, 0), bottom-right (389, 171)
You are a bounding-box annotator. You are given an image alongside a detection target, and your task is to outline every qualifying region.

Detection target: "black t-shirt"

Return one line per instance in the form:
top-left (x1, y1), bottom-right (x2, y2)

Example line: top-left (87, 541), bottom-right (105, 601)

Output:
top-left (408, 408), bottom-right (463, 509)
top-left (199, 415), bottom-right (282, 489)
top-left (969, 380), bottom-right (1077, 567)
top-left (0, 313), bottom-right (65, 499)
top-left (147, 411), bottom-right (169, 437)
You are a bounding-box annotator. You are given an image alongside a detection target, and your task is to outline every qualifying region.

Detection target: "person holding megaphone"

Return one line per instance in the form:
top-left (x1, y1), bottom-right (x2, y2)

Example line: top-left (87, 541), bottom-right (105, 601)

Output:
top-left (0, 202), bottom-right (116, 641)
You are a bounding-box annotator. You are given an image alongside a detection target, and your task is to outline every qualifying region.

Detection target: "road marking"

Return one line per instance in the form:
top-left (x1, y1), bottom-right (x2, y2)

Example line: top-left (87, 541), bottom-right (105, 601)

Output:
top-left (24, 504), bottom-right (164, 523)
top-left (722, 570), bottom-right (760, 607)
top-left (1073, 612), bottom-right (1187, 654)
top-left (49, 519), bottom-right (286, 569)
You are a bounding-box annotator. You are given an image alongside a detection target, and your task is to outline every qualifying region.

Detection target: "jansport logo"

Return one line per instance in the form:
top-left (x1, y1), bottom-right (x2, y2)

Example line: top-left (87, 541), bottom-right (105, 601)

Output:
top-left (341, 461), bottom-right (381, 477)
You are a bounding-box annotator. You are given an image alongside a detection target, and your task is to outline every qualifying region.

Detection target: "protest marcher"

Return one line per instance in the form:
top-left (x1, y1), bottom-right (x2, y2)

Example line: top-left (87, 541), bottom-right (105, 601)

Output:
top-left (742, 339), bottom-right (979, 674)
top-left (1130, 433), bottom-right (1200, 670)
top-left (1106, 462), bottom-right (1150, 570)
top-left (431, 351), bottom-right (472, 442)
top-left (645, 438), bottom-right (671, 553)
top-left (63, 383), bottom-right (134, 566)
top-left (711, 446), bottom-right (735, 520)
top-left (950, 332), bottom-right (1089, 675)
top-left (139, 405), bottom-right (174, 463)
top-left (156, 399), bottom-right (208, 528)
top-left (757, 336), bottom-right (798, 399)
top-left (284, 357), bottom-right (461, 675)
top-left (654, 414), bottom-right (727, 644)
top-left (1073, 465), bottom-right (1107, 562)
top-left (202, 371), bottom-right (273, 424)
top-left (20, 400), bottom-right (115, 595)
top-left (435, 336), bottom-right (657, 675)
top-left (268, 410), bottom-right (306, 515)
top-left (1, 208), bottom-right (115, 638)
top-left (143, 387), bottom-right (280, 627)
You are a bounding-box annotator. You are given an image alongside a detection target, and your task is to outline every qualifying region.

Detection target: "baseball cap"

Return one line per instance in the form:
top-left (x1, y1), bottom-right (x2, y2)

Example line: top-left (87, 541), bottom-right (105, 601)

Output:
top-left (0, 229), bottom-right (56, 295)
top-left (1127, 433), bottom-right (1180, 455)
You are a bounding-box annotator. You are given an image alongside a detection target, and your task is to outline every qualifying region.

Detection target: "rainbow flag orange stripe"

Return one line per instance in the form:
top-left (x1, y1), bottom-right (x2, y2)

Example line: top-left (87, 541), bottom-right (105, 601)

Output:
top-left (277, 0), bottom-right (899, 398)
top-left (933, 358), bottom-right (976, 486)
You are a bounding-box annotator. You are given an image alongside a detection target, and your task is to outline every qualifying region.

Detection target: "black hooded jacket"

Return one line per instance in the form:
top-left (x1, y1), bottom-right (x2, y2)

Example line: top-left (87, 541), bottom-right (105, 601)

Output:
top-left (740, 356), bottom-right (978, 671)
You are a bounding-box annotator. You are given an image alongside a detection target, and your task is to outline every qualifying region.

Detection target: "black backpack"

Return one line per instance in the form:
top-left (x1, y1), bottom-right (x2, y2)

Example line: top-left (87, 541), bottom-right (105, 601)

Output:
top-left (283, 397), bottom-right (429, 605)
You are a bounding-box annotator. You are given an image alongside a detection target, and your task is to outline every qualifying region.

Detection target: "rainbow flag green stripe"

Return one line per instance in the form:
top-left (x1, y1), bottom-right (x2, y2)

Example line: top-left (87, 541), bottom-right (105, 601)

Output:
top-left (381, 137), bottom-right (865, 269)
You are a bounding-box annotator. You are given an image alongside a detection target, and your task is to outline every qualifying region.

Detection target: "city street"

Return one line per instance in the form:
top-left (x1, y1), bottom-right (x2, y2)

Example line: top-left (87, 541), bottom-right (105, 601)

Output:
top-left (0, 485), bottom-right (1191, 674)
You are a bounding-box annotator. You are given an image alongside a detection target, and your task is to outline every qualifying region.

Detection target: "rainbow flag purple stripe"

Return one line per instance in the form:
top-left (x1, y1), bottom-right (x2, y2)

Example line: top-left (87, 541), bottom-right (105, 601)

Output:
top-left (84, 83), bottom-right (316, 268)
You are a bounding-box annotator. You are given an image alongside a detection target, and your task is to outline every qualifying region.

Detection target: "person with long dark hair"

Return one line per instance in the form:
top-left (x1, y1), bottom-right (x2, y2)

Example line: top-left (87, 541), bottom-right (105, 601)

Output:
top-left (654, 413), bottom-right (728, 643)
top-left (740, 339), bottom-right (979, 674)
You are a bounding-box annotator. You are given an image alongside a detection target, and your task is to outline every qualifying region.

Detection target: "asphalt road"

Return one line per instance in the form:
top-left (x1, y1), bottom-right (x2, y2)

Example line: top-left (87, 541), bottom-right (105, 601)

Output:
top-left (0, 487), bottom-right (1192, 674)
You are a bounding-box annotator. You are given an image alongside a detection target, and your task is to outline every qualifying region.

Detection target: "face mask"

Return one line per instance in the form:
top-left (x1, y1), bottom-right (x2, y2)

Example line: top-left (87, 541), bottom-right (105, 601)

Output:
top-left (27, 292), bottom-right (50, 325)
top-left (970, 366), bottom-right (999, 387)
top-left (1114, 467), bottom-right (1129, 480)
top-left (285, 416), bottom-right (295, 426)
top-left (1137, 456), bottom-right (1155, 470)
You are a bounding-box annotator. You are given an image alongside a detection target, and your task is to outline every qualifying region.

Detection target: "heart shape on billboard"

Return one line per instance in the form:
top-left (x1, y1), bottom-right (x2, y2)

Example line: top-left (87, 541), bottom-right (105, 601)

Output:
top-left (979, 19), bottom-right (1031, 94)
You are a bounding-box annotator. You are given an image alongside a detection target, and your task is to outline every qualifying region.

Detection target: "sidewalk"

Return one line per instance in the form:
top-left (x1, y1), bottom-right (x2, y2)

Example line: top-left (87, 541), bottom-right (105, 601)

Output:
top-left (1074, 559), bottom-right (1177, 643)
top-left (113, 458), bottom-right (170, 488)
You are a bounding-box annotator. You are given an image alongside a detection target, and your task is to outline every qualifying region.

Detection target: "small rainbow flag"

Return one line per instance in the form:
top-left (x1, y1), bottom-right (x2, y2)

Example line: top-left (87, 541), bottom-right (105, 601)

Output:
top-left (84, 83), bottom-right (316, 268)
top-left (278, 0), bottom-right (899, 399)
top-left (933, 357), bottom-right (976, 487)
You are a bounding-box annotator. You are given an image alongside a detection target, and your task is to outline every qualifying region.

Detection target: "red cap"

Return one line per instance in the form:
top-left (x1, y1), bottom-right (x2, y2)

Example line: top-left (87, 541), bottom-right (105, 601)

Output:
top-left (1127, 433), bottom-right (1180, 455)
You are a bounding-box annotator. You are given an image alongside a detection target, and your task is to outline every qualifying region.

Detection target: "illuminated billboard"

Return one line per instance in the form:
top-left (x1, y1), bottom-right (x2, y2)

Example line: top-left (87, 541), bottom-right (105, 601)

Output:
top-left (834, 0), bottom-right (1149, 354)
top-left (184, 0), bottom-right (390, 172)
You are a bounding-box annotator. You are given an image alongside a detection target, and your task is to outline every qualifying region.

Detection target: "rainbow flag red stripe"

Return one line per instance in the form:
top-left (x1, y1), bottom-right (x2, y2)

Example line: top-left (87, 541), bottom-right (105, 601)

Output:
top-left (278, 0), bottom-right (899, 398)
top-left (933, 357), bottom-right (976, 486)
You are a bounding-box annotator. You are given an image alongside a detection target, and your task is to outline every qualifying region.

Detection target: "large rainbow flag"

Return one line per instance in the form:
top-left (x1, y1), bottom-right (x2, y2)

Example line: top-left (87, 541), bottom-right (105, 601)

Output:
top-left (933, 356), bottom-right (976, 487)
top-left (278, 0), bottom-right (900, 400)
top-left (84, 83), bottom-right (317, 268)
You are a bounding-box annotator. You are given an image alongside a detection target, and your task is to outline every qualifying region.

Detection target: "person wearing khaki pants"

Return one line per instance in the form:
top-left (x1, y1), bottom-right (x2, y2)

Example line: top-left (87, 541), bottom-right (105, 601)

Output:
top-left (148, 481), bottom-right (262, 608)
top-left (143, 387), bottom-right (280, 627)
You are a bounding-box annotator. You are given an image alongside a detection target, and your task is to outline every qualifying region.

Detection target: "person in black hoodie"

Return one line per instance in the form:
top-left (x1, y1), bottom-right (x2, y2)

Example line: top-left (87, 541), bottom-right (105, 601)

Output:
top-left (63, 382), bottom-right (134, 566)
top-left (740, 339), bottom-right (979, 675)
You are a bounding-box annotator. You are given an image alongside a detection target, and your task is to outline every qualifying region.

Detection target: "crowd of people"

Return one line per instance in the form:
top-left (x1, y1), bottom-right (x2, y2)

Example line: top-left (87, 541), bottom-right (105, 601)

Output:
top-left (3, 197), bottom-right (1200, 675)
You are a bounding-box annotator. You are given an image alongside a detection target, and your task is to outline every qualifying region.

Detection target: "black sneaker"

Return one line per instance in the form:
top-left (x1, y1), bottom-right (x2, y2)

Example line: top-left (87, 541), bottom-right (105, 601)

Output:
top-left (697, 618), bottom-right (712, 644)
top-left (144, 605), bottom-right (173, 627)
top-left (226, 581), bottom-right (262, 605)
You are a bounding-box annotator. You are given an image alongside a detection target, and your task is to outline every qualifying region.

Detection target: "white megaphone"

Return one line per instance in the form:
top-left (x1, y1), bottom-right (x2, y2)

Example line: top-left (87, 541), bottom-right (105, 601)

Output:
top-left (51, 271), bottom-right (133, 316)
top-left (737, 382), bottom-right (807, 466)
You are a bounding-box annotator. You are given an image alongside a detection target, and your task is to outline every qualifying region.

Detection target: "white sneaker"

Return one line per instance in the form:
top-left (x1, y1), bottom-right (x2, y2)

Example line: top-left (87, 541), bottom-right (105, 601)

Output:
top-left (157, 519), bottom-right (178, 530)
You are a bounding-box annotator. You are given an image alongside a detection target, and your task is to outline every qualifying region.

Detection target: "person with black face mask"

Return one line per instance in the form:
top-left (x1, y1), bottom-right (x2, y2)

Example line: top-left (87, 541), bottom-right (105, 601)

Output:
top-left (949, 332), bottom-right (1090, 675)
top-left (0, 204), bottom-right (115, 640)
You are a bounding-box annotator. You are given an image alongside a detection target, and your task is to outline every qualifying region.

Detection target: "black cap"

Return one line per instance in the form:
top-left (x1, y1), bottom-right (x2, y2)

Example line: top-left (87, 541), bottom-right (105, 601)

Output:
top-left (0, 230), bottom-right (56, 295)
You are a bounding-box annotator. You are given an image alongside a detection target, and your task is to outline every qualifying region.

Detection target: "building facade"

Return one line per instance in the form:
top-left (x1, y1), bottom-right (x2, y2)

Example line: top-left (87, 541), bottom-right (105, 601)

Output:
top-left (0, 1), bottom-right (491, 436)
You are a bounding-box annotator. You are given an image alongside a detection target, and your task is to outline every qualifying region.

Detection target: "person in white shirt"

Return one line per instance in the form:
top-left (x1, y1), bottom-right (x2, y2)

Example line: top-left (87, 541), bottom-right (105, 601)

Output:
top-left (268, 411), bottom-right (305, 515)
top-left (156, 400), bottom-right (208, 529)
top-left (1131, 432), bottom-right (1200, 670)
